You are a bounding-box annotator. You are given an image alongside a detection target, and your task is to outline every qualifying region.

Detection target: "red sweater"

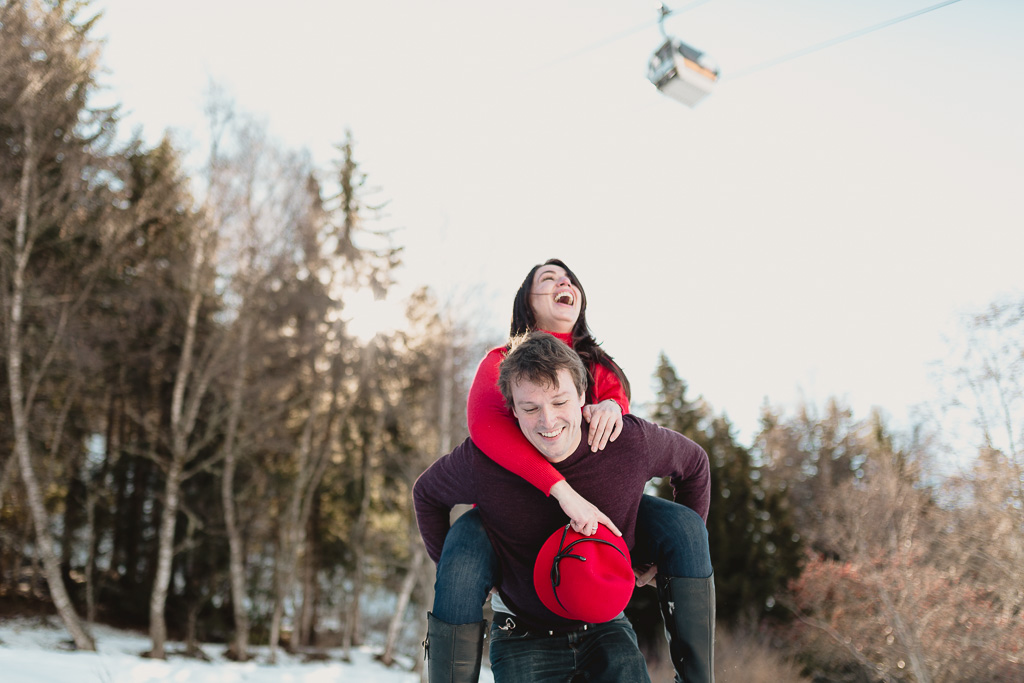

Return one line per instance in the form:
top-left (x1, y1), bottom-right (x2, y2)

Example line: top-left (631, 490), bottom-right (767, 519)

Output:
top-left (467, 330), bottom-right (631, 496)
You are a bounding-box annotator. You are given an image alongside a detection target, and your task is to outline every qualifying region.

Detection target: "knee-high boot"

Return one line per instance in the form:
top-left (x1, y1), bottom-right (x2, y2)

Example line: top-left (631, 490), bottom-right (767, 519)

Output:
top-left (424, 612), bottom-right (487, 683)
top-left (657, 574), bottom-right (716, 683)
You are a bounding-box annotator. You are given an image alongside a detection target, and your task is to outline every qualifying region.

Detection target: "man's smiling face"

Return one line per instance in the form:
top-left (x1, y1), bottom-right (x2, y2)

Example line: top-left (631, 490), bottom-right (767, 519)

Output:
top-left (511, 368), bottom-right (585, 463)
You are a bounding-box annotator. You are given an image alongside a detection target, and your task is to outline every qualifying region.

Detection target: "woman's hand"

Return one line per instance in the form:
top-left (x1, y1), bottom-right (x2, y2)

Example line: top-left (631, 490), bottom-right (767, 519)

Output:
top-left (548, 481), bottom-right (622, 537)
top-left (581, 399), bottom-right (623, 452)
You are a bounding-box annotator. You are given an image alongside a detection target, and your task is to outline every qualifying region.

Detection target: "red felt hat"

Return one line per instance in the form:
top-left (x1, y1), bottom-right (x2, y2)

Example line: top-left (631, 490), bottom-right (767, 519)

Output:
top-left (533, 523), bottom-right (634, 623)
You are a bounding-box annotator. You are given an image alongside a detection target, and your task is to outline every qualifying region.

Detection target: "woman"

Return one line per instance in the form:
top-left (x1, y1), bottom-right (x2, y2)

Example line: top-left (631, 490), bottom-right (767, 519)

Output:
top-left (426, 259), bottom-right (715, 683)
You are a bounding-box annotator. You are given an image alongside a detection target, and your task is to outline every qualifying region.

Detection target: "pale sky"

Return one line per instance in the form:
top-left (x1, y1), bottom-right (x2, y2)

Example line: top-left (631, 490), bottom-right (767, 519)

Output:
top-left (91, 0), bottom-right (1024, 444)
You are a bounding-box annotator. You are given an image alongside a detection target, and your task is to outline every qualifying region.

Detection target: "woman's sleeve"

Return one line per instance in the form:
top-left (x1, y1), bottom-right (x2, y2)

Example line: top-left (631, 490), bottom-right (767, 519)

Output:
top-left (591, 362), bottom-right (631, 415)
top-left (467, 348), bottom-right (565, 496)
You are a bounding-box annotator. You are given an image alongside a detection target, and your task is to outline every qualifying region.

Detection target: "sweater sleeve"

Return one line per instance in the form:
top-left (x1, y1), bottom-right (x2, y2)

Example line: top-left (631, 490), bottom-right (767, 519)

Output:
top-left (591, 362), bottom-right (631, 414)
top-left (640, 419), bottom-right (711, 522)
top-left (467, 347), bottom-right (565, 496)
top-left (412, 441), bottom-right (478, 563)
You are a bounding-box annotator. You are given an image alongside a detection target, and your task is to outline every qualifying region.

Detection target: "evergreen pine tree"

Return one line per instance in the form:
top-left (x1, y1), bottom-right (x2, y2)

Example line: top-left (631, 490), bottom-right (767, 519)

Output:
top-left (649, 354), bottom-right (802, 625)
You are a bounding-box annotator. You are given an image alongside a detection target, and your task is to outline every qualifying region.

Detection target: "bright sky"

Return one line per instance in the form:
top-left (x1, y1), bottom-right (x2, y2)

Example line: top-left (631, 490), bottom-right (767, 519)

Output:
top-left (91, 0), bottom-right (1024, 443)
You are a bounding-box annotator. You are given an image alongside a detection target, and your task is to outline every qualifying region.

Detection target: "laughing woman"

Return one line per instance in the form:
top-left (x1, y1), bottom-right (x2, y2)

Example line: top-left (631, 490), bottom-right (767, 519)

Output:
top-left (424, 259), bottom-right (716, 683)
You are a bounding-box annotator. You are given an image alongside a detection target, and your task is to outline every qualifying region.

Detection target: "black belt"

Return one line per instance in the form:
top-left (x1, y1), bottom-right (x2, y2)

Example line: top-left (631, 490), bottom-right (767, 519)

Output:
top-left (492, 612), bottom-right (593, 636)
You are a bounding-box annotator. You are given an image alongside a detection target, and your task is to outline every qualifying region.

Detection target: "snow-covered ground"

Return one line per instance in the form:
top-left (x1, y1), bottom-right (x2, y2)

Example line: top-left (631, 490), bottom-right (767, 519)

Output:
top-left (0, 617), bottom-right (495, 682)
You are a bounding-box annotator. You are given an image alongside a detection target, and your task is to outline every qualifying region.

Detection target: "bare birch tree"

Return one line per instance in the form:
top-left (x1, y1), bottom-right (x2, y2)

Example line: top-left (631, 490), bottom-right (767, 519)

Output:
top-left (376, 289), bottom-right (490, 674)
top-left (197, 88), bottom-right (311, 661)
top-left (379, 298), bottom-right (453, 669)
top-left (267, 326), bottom-right (361, 663)
top-left (263, 131), bottom-right (396, 662)
top-left (146, 211), bottom-right (220, 658)
top-left (1, 0), bottom-right (123, 651)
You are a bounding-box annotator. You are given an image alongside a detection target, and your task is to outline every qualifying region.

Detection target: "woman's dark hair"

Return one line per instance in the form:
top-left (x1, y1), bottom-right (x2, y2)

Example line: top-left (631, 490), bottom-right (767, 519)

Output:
top-left (509, 258), bottom-right (632, 404)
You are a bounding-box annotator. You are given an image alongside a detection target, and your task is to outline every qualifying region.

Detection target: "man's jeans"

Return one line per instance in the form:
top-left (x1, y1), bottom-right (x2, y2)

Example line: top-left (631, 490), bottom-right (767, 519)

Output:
top-left (489, 614), bottom-right (651, 683)
top-left (432, 495), bottom-right (712, 624)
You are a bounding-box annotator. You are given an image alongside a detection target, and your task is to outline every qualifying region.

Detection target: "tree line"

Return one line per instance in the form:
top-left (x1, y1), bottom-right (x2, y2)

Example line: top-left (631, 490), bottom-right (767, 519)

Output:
top-left (2, 2), bottom-right (1022, 681)
top-left (643, 302), bottom-right (1023, 681)
top-left (1, 0), bottom-right (484, 667)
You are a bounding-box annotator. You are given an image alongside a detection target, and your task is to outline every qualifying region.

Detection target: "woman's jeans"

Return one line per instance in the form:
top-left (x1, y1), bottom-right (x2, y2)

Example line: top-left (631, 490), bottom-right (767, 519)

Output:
top-left (489, 614), bottom-right (650, 682)
top-left (631, 493), bottom-right (713, 579)
top-left (432, 507), bottom-right (502, 624)
top-left (431, 494), bottom-right (712, 625)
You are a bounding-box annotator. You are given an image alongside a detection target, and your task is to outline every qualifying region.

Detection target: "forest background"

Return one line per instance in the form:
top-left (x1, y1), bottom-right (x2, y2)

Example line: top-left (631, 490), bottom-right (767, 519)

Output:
top-left (2, 2), bottom-right (1022, 682)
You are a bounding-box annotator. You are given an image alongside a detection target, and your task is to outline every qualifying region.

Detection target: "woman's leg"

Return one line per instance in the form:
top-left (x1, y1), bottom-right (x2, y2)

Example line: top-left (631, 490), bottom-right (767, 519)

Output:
top-left (432, 508), bottom-right (499, 623)
top-left (632, 494), bottom-right (712, 579)
top-left (633, 494), bottom-right (715, 683)
top-left (426, 509), bottom-right (498, 683)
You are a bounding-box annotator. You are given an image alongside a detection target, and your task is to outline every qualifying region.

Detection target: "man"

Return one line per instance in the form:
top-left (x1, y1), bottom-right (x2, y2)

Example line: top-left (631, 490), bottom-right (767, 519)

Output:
top-left (414, 331), bottom-right (712, 682)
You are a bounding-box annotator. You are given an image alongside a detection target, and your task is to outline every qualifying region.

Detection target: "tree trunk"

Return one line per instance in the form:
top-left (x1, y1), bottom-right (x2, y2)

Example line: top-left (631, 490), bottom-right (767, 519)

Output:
top-left (341, 525), bottom-right (366, 660)
top-left (85, 485), bottom-right (98, 624)
top-left (184, 601), bottom-right (204, 658)
top-left (6, 121), bottom-right (95, 652)
top-left (0, 454), bottom-right (18, 514)
top-left (439, 326), bottom-right (454, 455)
top-left (10, 441), bottom-right (96, 651)
top-left (267, 561), bottom-right (287, 663)
top-left (297, 509), bottom-right (319, 649)
top-left (413, 329), bottom-right (454, 680)
top-left (267, 403), bottom-right (318, 664)
top-left (341, 407), bottom-right (382, 660)
top-left (148, 455), bottom-right (184, 659)
top-left (222, 319), bottom-right (253, 660)
top-left (380, 543), bottom-right (425, 667)
top-left (149, 272), bottom-right (205, 658)
top-left (268, 337), bottom-right (355, 663)
top-left (86, 393), bottom-right (117, 625)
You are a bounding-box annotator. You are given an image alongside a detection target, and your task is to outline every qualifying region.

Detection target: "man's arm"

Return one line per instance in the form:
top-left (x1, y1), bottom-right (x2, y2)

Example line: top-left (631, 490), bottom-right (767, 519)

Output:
top-left (641, 420), bottom-right (711, 521)
top-left (412, 442), bottom-right (478, 563)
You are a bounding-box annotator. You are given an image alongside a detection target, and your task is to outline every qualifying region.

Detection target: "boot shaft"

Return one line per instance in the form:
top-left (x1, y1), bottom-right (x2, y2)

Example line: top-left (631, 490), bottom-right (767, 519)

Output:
top-left (425, 612), bottom-right (486, 683)
top-left (657, 574), bottom-right (716, 683)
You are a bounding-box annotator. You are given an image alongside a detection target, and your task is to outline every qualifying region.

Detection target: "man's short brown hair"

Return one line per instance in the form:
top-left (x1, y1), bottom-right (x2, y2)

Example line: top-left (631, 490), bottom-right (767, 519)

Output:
top-left (498, 331), bottom-right (588, 411)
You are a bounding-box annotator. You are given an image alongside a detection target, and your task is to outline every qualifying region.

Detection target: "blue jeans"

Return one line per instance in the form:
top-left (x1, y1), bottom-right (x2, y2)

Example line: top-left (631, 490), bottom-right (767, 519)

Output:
top-left (431, 495), bottom-right (712, 624)
top-left (433, 508), bottom-right (500, 624)
top-left (489, 614), bottom-right (651, 682)
top-left (631, 494), bottom-right (713, 579)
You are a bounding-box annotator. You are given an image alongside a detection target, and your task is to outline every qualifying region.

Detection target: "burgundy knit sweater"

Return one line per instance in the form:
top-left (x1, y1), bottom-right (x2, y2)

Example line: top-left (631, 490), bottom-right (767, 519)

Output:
top-left (413, 416), bottom-right (709, 630)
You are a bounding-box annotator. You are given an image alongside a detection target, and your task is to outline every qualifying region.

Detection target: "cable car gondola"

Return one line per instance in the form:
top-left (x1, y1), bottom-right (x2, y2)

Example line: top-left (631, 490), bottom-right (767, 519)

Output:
top-left (646, 5), bottom-right (719, 107)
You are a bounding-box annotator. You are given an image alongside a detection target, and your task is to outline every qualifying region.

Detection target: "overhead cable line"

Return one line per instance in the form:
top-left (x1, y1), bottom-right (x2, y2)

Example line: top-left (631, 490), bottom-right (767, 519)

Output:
top-left (660, 0), bottom-right (719, 22)
top-left (531, 0), bottom-right (716, 72)
top-left (725, 0), bottom-right (966, 81)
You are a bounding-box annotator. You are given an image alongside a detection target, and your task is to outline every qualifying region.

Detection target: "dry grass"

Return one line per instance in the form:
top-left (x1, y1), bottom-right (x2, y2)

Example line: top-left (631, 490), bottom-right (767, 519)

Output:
top-left (643, 624), bottom-right (809, 683)
top-left (714, 626), bottom-right (809, 683)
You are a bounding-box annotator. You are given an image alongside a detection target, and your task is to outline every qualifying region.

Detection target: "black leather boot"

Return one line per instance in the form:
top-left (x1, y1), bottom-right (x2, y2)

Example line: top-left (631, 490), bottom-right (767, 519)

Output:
top-left (424, 612), bottom-right (487, 683)
top-left (657, 574), bottom-right (716, 683)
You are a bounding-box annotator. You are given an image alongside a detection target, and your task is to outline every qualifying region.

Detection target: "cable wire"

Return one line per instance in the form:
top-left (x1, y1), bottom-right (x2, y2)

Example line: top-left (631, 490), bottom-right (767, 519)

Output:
top-left (663, 0), bottom-right (719, 21)
top-left (531, 0), bottom-right (716, 72)
top-left (725, 0), bottom-right (965, 81)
